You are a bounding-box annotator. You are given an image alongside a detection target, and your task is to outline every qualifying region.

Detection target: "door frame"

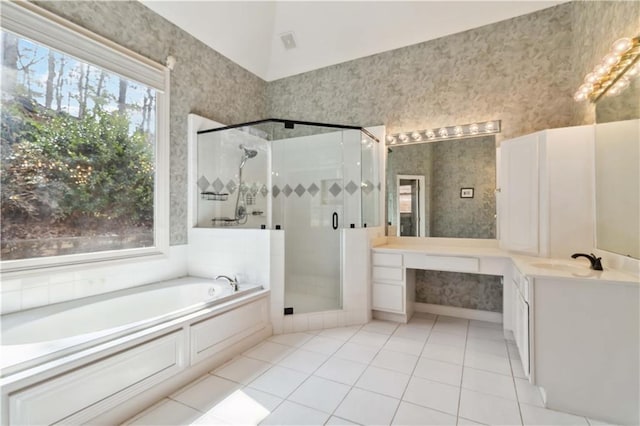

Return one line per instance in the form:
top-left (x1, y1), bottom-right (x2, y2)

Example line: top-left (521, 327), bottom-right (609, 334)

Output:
top-left (396, 174), bottom-right (426, 237)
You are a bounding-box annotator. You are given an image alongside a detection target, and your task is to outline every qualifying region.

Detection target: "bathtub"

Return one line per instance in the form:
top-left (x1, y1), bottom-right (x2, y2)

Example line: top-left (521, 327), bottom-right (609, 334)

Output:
top-left (1, 276), bottom-right (263, 376)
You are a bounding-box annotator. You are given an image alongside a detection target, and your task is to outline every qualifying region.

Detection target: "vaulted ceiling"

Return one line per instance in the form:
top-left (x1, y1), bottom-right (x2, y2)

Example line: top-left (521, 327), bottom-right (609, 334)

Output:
top-left (141, 1), bottom-right (565, 82)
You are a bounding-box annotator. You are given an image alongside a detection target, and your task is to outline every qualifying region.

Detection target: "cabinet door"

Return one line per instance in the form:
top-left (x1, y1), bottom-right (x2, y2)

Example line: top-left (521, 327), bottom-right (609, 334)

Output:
top-left (515, 291), bottom-right (530, 378)
top-left (372, 282), bottom-right (404, 312)
top-left (500, 134), bottom-right (540, 254)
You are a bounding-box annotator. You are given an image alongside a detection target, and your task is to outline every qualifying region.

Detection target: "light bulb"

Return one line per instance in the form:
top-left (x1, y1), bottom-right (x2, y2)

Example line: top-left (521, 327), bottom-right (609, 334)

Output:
top-left (606, 86), bottom-right (621, 97)
top-left (399, 133), bottom-right (409, 143)
top-left (594, 64), bottom-right (609, 77)
top-left (603, 53), bottom-right (621, 67)
top-left (438, 128), bottom-right (449, 138)
top-left (578, 83), bottom-right (594, 94)
top-left (469, 123), bottom-right (479, 134)
top-left (613, 76), bottom-right (630, 91)
top-left (626, 61), bottom-right (640, 78)
top-left (485, 122), bottom-right (495, 133)
top-left (386, 135), bottom-right (396, 144)
top-left (611, 37), bottom-right (633, 54)
top-left (425, 130), bottom-right (436, 139)
top-left (453, 126), bottom-right (464, 136)
top-left (584, 72), bottom-right (599, 84)
top-left (573, 91), bottom-right (588, 102)
top-left (411, 131), bottom-right (422, 141)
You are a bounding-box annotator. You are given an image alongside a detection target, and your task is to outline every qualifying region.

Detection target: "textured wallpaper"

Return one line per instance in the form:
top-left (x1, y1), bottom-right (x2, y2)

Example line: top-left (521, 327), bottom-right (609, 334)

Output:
top-left (267, 4), bottom-right (576, 142)
top-left (34, 1), bottom-right (267, 245)
top-left (415, 271), bottom-right (503, 313)
top-left (387, 136), bottom-right (496, 239)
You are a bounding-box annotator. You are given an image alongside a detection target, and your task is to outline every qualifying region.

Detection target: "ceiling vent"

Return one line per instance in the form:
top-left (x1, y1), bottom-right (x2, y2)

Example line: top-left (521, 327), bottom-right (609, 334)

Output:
top-left (280, 32), bottom-right (297, 50)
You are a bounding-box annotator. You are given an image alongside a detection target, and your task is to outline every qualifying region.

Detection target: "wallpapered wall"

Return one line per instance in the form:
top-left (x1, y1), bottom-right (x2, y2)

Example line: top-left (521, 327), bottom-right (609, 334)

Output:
top-left (387, 136), bottom-right (496, 239)
top-left (416, 271), bottom-right (503, 313)
top-left (267, 4), bottom-right (576, 142)
top-left (35, 1), bottom-right (268, 246)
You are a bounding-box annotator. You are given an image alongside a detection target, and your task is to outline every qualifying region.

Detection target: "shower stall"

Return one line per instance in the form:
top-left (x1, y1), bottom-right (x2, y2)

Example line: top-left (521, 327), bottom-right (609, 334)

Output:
top-left (196, 119), bottom-right (380, 315)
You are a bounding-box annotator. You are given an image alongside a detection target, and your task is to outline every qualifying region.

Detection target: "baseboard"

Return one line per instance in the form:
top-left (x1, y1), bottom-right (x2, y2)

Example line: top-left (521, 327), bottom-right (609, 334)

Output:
top-left (414, 303), bottom-right (502, 323)
top-left (372, 310), bottom-right (408, 324)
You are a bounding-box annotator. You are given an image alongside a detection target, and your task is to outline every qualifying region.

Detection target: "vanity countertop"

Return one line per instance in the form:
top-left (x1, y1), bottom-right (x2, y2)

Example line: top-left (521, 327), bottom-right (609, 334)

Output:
top-left (373, 242), bottom-right (640, 285)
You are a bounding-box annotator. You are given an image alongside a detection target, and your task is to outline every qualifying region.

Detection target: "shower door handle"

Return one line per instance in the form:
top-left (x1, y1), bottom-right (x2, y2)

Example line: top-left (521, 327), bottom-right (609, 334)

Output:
top-left (332, 212), bottom-right (338, 230)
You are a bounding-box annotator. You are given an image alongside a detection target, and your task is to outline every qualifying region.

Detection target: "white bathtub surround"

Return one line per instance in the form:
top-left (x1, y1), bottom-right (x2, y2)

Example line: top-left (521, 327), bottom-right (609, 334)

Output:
top-left (0, 244), bottom-right (188, 315)
top-left (124, 316), bottom-right (608, 426)
top-left (187, 227), bottom-right (272, 288)
top-left (0, 277), bottom-right (271, 425)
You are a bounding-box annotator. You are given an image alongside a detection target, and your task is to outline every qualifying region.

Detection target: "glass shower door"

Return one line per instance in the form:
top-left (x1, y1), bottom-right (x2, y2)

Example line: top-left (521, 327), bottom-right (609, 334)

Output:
top-left (272, 126), bottom-right (345, 315)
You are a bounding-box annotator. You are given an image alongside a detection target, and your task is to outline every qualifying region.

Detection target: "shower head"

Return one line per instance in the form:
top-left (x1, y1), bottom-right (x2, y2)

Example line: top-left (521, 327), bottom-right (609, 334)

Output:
top-left (240, 144), bottom-right (258, 159)
top-left (239, 144), bottom-right (258, 169)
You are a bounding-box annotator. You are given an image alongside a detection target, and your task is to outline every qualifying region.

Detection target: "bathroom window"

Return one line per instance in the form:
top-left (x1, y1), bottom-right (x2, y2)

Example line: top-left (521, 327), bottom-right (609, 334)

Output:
top-left (0, 3), bottom-right (169, 271)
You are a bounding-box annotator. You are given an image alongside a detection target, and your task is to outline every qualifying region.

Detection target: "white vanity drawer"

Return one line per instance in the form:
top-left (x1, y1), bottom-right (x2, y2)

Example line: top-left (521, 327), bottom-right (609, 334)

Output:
top-left (372, 266), bottom-right (403, 282)
top-left (372, 282), bottom-right (404, 312)
top-left (372, 252), bottom-right (403, 267)
top-left (404, 253), bottom-right (479, 273)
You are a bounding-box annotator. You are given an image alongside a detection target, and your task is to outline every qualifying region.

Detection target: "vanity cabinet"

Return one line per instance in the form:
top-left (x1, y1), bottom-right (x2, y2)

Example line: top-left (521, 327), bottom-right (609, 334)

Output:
top-left (371, 250), bottom-right (415, 322)
top-left (511, 265), bottom-right (530, 378)
top-left (498, 125), bottom-right (594, 258)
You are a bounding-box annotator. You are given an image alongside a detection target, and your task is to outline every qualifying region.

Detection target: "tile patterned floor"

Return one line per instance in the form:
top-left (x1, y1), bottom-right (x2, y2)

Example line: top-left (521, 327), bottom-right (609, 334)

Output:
top-left (124, 314), bottom-right (609, 425)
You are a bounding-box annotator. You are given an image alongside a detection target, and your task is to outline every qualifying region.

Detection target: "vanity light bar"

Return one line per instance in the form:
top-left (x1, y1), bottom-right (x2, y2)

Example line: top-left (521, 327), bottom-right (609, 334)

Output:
top-left (386, 120), bottom-right (501, 145)
top-left (574, 36), bottom-right (640, 103)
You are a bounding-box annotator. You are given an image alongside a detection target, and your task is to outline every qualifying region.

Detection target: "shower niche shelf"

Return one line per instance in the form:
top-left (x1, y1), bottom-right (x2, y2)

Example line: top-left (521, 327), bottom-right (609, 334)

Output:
top-left (200, 192), bottom-right (229, 201)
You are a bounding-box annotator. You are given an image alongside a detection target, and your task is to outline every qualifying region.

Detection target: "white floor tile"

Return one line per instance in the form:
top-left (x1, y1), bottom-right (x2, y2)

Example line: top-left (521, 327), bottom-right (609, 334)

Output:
top-left (432, 321), bottom-right (468, 336)
top-left (520, 403), bottom-right (589, 425)
top-left (371, 349), bottom-right (419, 375)
top-left (361, 319), bottom-right (399, 335)
top-left (333, 341), bottom-right (379, 364)
top-left (412, 312), bottom-right (437, 321)
top-left (515, 378), bottom-right (544, 407)
top-left (383, 335), bottom-right (425, 356)
top-left (325, 416), bottom-right (359, 425)
top-left (393, 324), bottom-right (431, 341)
top-left (427, 331), bottom-right (466, 348)
top-left (413, 357), bottom-right (463, 386)
top-left (457, 416), bottom-right (487, 425)
top-left (422, 342), bottom-right (465, 365)
top-left (278, 349), bottom-right (329, 374)
top-left (171, 375), bottom-right (240, 411)
top-left (464, 351), bottom-right (512, 376)
top-left (355, 365), bottom-right (411, 398)
top-left (288, 375), bottom-right (350, 414)
top-left (468, 326), bottom-right (505, 341)
top-left (462, 367), bottom-right (517, 400)
top-left (587, 417), bottom-right (618, 425)
top-left (213, 356), bottom-right (271, 385)
top-left (125, 399), bottom-right (201, 425)
top-left (469, 320), bottom-right (502, 330)
top-left (248, 365), bottom-right (309, 398)
top-left (200, 387), bottom-right (282, 425)
top-left (334, 388), bottom-right (400, 425)
top-left (402, 376), bottom-right (460, 415)
top-left (317, 325), bottom-right (361, 341)
top-left (268, 332), bottom-right (314, 348)
top-left (314, 356), bottom-right (368, 385)
top-left (466, 337), bottom-right (508, 357)
top-left (299, 335), bottom-right (345, 355)
top-left (459, 388), bottom-right (522, 425)
top-left (244, 341), bottom-right (294, 363)
top-left (392, 401), bottom-right (457, 425)
top-left (348, 330), bottom-right (389, 348)
top-left (259, 400), bottom-right (329, 425)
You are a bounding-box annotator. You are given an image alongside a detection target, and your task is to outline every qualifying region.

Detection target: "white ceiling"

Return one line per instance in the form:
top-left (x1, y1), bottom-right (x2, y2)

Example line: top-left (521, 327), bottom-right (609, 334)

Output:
top-left (141, 1), bottom-right (565, 82)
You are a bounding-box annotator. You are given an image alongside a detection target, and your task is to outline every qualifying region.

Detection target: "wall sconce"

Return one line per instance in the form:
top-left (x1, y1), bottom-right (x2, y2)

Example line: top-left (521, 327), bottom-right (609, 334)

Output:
top-left (386, 120), bottom-right (501, 145)
top-left (574, 36), bottom-right (640, 103)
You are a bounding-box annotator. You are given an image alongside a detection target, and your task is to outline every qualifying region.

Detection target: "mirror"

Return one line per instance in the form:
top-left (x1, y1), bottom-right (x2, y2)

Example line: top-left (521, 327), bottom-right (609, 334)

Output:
top-left (594, 77), bottom-right (640, 258)
top-left (386, 135), bottom-right (496, 238)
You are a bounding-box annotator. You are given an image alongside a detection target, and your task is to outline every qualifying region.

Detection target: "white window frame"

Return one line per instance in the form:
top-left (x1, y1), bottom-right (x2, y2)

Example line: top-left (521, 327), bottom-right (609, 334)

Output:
top-left (0, 2), bottom-right (170, 274)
